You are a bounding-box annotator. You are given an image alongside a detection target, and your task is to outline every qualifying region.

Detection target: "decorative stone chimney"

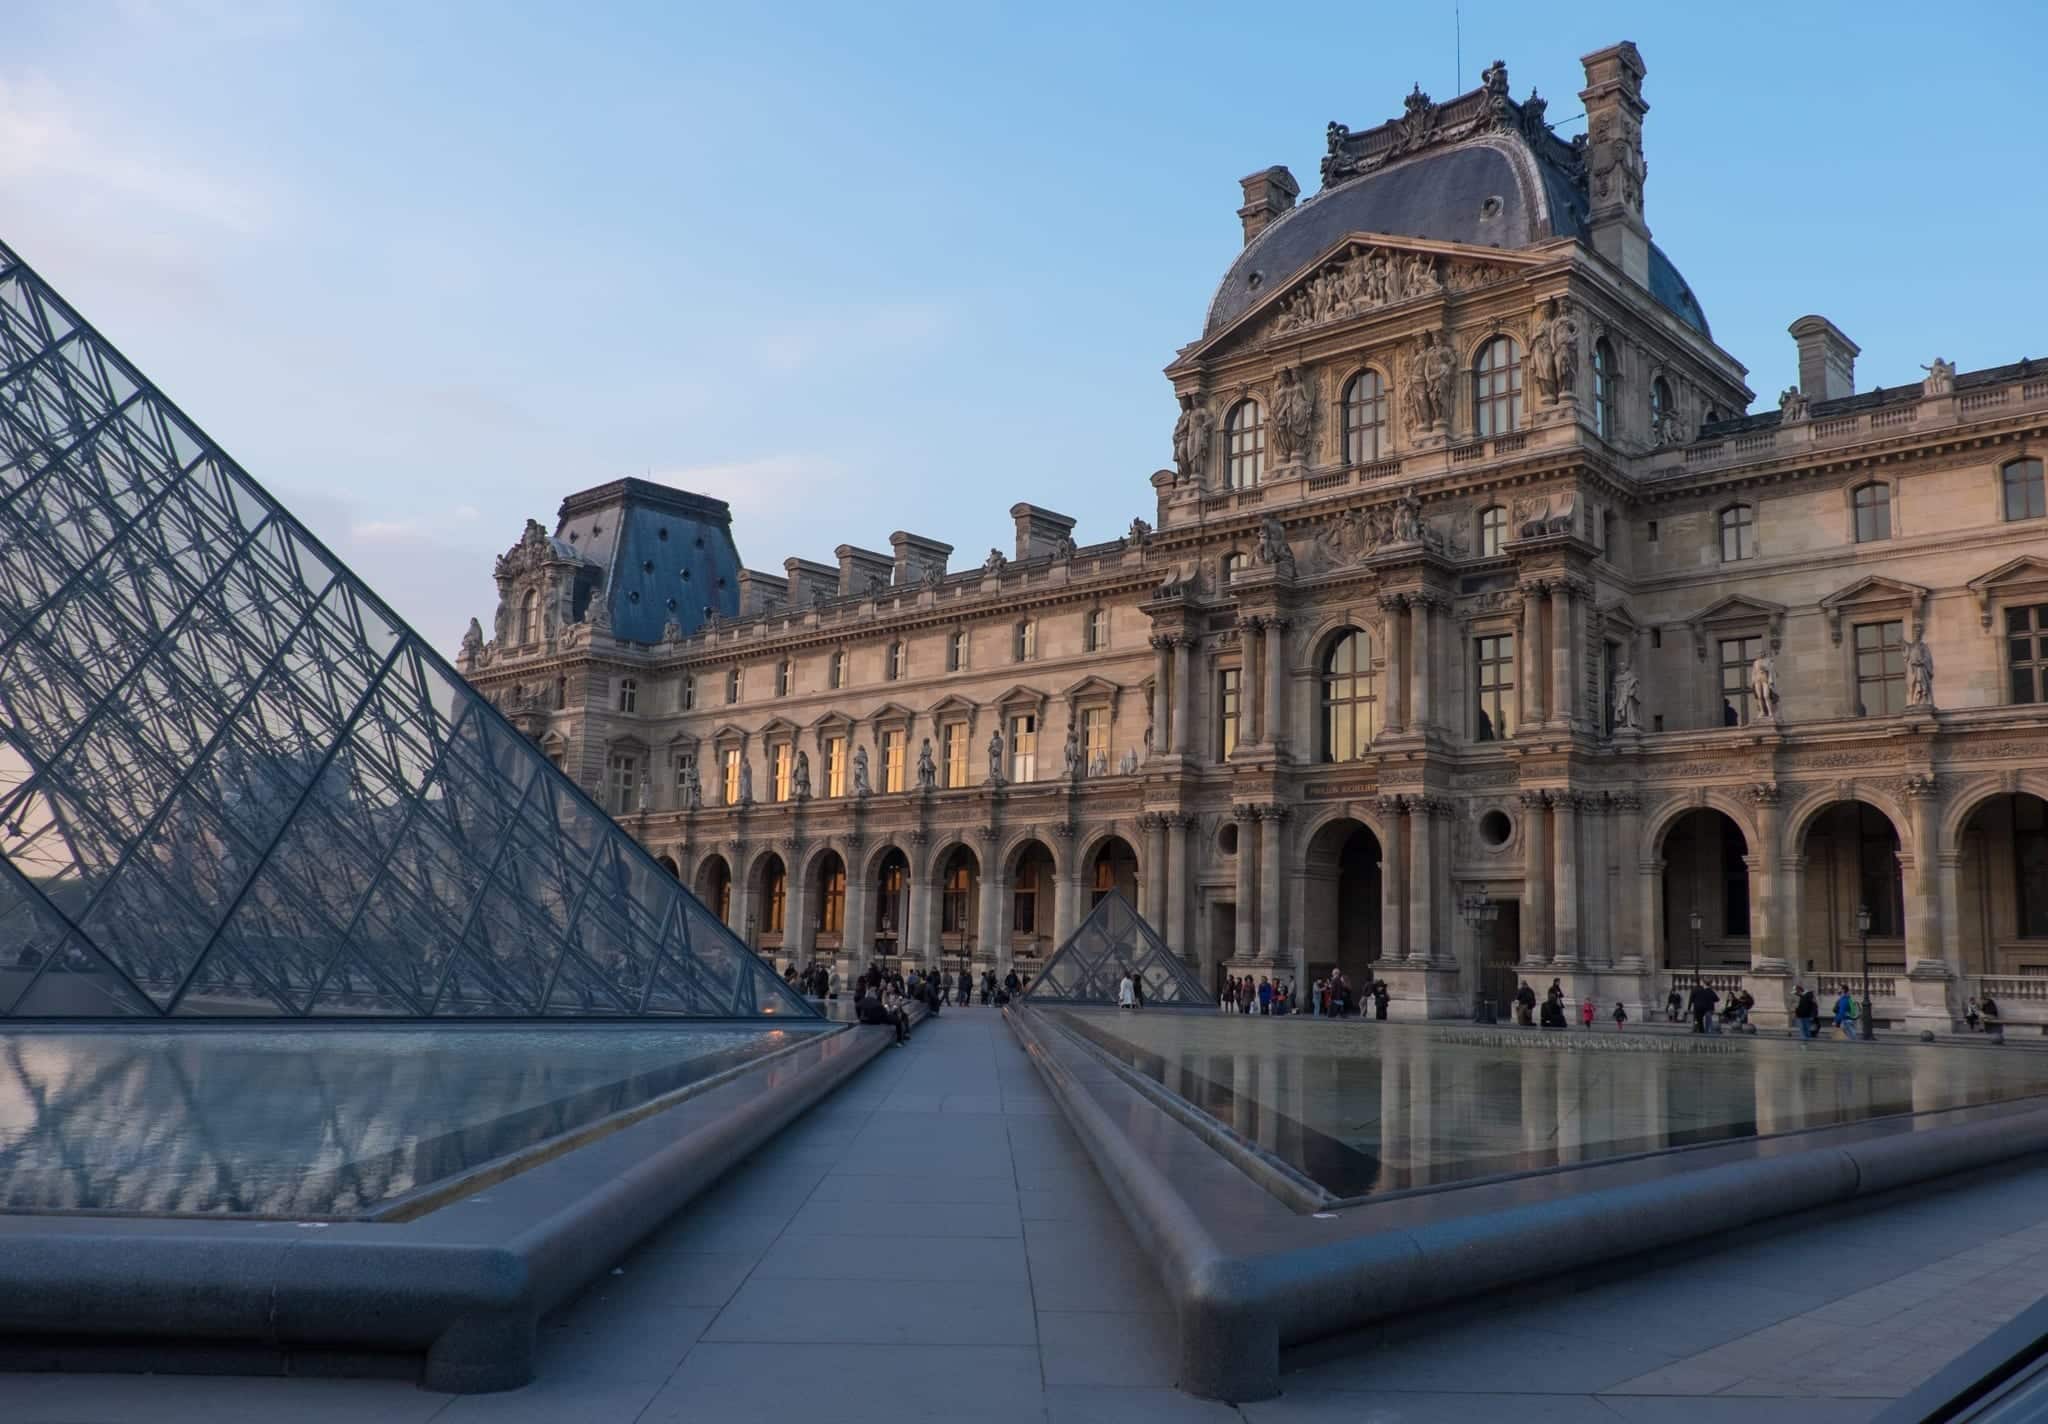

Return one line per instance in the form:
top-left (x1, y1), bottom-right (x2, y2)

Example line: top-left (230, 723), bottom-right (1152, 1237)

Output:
top-left (1578, 42), bottom-right (1650, 288)
top-left (782, 557), bottom-right (837, 608)
top-left (888, 531), bottom-right (952, 586)
top-left (1788, 315), bottom-right (1859, 403)
top-left (834, 543), bottom-right (894, 597)
top-left (1009, 503), bottom-right (1078, 562)
top-left (1236, 166), bottom-right (1299, 246)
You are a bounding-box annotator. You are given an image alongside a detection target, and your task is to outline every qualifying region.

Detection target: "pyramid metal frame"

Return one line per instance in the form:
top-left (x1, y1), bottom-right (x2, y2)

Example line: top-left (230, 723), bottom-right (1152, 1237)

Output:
top-left (0, 239), bottom-right (813, 1020)
top-left (1021, 889), bottom-right (1212, 1006)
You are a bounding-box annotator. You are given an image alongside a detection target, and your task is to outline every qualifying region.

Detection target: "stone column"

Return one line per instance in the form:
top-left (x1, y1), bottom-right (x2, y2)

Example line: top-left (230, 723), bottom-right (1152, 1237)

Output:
top-left (1519, 581), bottom-right (1548, 727)
top-left (1380, 595), bottom-right (1408, 734)
top-left (728, 842), bottom-right (753, 940)
top-left (1905, 774), bottom-right (1944, 975)
top-left (1170, 636), bottom-right (1193, 757)
top-left (1264, 617), bottom-right (1289, 750)
top-left (1641, 850), bottom-right (1665, 985)
top-left (1053, 826), bottom-right (1082, 944)
top-left (1259, 803), bottom-right (1287, 965)
top-left (1410, 596), bottom-right (1435, 731)
top-left (977, 834), bottom-right (1006, 976)
top-left (1232, 805), bottom-right (1257, 963)
top-left (1520, 791), bottom-right (1550, 964)
top-left (1550, 579), bottom-right (1576, 727)
top-left (906, 850), bottom-right (933, 969)
top-left (1242, 616), bottom-right (1264, 744)
top-left (1150, 636), bottom-right (1173, 758)
top-left (1584, 798), bottom-right (1609, 966)
top-left (1379, 795), bottom-right (1407, 962)
top-left (1612, 794), bottom-right (1644, 966)
top-left (1167, 813), bottom-right (1192, 961)
top-left (784, 840), bottom-right (812, 965)
top-left (1141, 813), bottom-right (1166, 927)
top-left (1748, 784), bottom-right (1787, 972)
top-left (842, 844), bottom-right (870, 971)
top-left (1407, 798), bottom-right (1435, 961)
top-left (1553, 792), bottom-right (1580, 965)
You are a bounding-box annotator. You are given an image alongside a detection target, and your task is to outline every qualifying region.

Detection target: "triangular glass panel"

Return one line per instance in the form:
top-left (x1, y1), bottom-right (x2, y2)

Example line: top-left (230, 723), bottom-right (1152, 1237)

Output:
top-left (1021, 890), bottom-right (1212, 1007)
top-left (0, 239), bottom-right (811, 1021)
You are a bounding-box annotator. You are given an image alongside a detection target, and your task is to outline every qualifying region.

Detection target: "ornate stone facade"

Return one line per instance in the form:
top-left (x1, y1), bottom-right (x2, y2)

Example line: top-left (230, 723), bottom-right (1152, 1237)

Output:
top-left (462, 43), bottom-right (2048, 1034)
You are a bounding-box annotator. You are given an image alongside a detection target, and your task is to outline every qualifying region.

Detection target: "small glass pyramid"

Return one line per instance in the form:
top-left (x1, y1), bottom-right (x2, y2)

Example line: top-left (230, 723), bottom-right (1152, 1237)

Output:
top-left (1022, 890), bottom-right (1211, 1006)
top-left (0, 239), bottom-right (812, 1020)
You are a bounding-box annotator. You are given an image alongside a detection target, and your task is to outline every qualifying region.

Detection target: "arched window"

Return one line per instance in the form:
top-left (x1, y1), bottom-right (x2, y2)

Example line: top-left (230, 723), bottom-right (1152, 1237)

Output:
top-left (1650, 375), bottom-right (1674, 443)
top-left (1592, 338), bottom-right (1617, 440)
top-left (775, 659), bottom-right (792, 697)
top-left (518, 590), bottom-right (539, 644)
top-left (1342, 370), bottom-right (1387, 464)
top-left (2003, 458), bottom-right (2046, 522)
top-left (617, 677), bottom-right (638, 713)
top-left (1852, 482), bottom-right (1892, 543)
top-left (1473, 337), bottom-right (1522, 437)
top-left (885, 641), bottom-right (904, 680)
top-left (828, 650), bottom-right (846, 689)
top-left (946, 630), bottom-right (969, 672)
top-left (1718, 504), bottom-right (1756, 562)
top-left (1479, 505), bottom-right (1507, 557)
top-left (725, 666), bottom-right (741, 703)
top-left (1320, 629), bottom-right (1377, 763)
top-left (1226, 399), bottom-right (1265, 488)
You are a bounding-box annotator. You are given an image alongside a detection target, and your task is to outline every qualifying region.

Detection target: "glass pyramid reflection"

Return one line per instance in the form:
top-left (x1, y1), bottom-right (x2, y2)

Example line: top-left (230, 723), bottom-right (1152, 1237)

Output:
top-left (1022, 890), bottom-right (1211, 1006)
top-left (0, 240), bottom-right (813, 1020)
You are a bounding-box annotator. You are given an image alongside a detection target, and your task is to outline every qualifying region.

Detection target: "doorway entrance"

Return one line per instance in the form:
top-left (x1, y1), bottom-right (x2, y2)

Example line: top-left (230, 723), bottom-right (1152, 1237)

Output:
top-left (1479, 901), bottom-right (1521, 1018)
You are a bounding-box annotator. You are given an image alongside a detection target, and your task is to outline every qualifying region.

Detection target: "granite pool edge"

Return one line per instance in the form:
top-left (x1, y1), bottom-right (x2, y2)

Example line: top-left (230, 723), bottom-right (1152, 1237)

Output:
top-left (1004, 1004), bottom-right (2048, 1404)
top-left (0, 1019), bottom-right (895, 1392)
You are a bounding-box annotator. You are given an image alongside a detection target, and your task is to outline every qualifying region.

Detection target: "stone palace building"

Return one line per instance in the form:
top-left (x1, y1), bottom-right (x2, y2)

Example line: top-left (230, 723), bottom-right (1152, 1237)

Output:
top-left (461, 42), bottom-right (2048, 1031)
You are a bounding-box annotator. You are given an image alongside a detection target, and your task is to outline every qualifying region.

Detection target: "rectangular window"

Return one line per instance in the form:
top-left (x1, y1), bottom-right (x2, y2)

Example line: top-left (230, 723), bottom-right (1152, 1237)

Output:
top-left (1601, 640), bottom-right (1619, 736)
top-left (1084, 609), bottom-right (1108, 652)
top-left (1474, 633), bottom-right (1516, 742)
top-left (1014, 621), bottom-right (1036, 661)
top-left (1719, 635), bottom-right (1764, 725)
top-left (617, 678), bottom-right (637, 713)
top-left (725, 668), bottom-right (740, 704)
top-left (2008, 605), bottom-right (2048, 704)
top-left (1647, 520), bottom-right (1659, 543)
top-left (1012, 862), bottom-right (1038, 934)
top-left (1009, 713), bottom-right (1037, 782)
top-left (1218, 666), bottom-right (1241, 760)
top-left (940, 722), bottom-right (967, 788)
top-left (882, 729), bottom-right (905, 793)
top-left (1650, 626), bottom-right (1662, 649)
top-left (772, 742), bottom-right (792, 802)
top-left (2004, 459), bottom-right (2046, 522)
top-left (947, 630), bottom-right (968, 672)
top-left (674, 751), bottom-right (695, 802)
top-left (819, 865), bottom-right (846, 934)
top-left (1856, 805), bottom-right (1902, 938)
top-left (680, 675), bottom-right (695, 711)
top-left (1082, 706), bottom-right (1109, 772)
top-left (1853, 484), bottom-right (1892, 543)
top-left (824, 735), bottom-right (846, 797)
top-left (609, 753), bottom-right (638, 814)
top-left (722, 747), bottom-right (741, 806)
top-left (1854, 620), bottom-right (1907, 716)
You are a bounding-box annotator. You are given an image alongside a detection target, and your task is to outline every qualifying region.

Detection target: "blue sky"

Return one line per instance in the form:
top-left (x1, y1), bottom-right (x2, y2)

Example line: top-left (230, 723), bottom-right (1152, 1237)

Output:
top-left (5, 1), bottom-right (2043, 653)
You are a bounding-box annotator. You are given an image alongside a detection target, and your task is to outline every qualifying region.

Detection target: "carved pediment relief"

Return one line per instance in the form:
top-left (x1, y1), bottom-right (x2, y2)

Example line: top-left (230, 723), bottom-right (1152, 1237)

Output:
top-left (1968, 556), bottom-right (2048, 628)
top-left (1819, 576), bottom-right (1929, 643)
top-left (1257, 238), bottom-right (1525, 344)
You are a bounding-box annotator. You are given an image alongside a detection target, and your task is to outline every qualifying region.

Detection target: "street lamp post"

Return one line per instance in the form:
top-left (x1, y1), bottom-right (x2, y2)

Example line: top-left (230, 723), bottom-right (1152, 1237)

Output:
top-left (1459, 893), bottom-right (1500, 1022)
top-left (1856, 902), bottom-right (1874, 1041)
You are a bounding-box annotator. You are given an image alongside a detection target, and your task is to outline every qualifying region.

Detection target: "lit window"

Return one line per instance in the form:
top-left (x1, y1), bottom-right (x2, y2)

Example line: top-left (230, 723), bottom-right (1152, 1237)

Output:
top-left (881, 728), bottom-right (905, 793)
top-left (609, 753), bottom-right (638, 814)
top-left (1218, 666), bottom-right (1240, 760)
top-left (824, 734), bottom-right (846, 796)
top-left (1321, 630), bottom-right (1377, 762)
top-left (1592, 338), bottom-right (1617, 440)
top-left (1854, 621), bottom-right (1906, 716)
top-left (818, 860), bottom-right (846, 933)
top-left (1719, 505), bottom-right (1756, 562)
top-left (1009, 713), bottom-right (1038, 782)
top-left (1084, 608), bottom-right (1108, 652)
top-left (2003, 459), bottom-right (2046, 522)
top-left (1479, 505), bottom-right (1506, 557)
top-left (722, 747), bottom-right (742, 805)
top-left (1719, 635), bottom-right (1765, 725)
top-left (1474, 633), bottom-right (1516, 742)
top-left (763, 862), bottom-right (786, 934)
top-left (1013, 620), bottom-right (1036, 661)
top-left (772, 742), bottom-right (792, 801)
top-left (941, 854), bottom-right (972, 935)
top-left (617, 677), bottom-right (637, 713)
top-left (1343, 370), bottom-right (1387, 464)
top-left (942, 722), bottom-right (969, 788)
top-left (1852, 483), bottom-right (1891, 543)
top-left (1082, 706), bottom-right (1109, 771)
top-left (1474, 337), bottom-right (1523, 437)
top-left (947, 630), bottom-right (968, 672)
top-left (1226, 399), bottom-right (1265, 488)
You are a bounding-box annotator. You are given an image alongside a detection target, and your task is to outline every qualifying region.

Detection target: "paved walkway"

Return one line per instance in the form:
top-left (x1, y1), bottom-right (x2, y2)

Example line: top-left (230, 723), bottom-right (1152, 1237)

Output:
top-left (3, 1006), bottom-right (2046, 1422)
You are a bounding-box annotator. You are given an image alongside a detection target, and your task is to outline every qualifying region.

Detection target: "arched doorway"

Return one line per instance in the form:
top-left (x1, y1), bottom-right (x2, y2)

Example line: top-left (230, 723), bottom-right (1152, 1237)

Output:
top-left (1796, 801), bottom-right (1905, 987)
top-left (1956, 793), bottom-right (2048, 981)
top-left (694, 853), bottom-right (732, 926)
top-left (1659, 808), bottom-right (1750, 982)
top-left (655, 854), bottom-right (680, 878)
top-left (1089, 836), bottom-right (1138, 908)
top-left (1301, 818), bottom-right (1382, 990)
top-left (1009, 838), bottom-right (1056, 968)
top-left (872, 847), bottom-right (909, 967)
top-left (937, 845), bottom-right (980, 976)
top-left (752, 852), bottom-right (788, 956)
top-left (810, 850), bottom-right (847, 959)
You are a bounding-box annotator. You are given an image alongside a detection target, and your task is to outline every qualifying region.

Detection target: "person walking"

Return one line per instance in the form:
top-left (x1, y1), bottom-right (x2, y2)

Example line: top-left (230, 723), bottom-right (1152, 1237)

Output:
top-left (1373, 980), bottom-right (1390, 1021)
top-left (1794, 984), bottom-right (1820, 1040)
top-left (1117, 972), bottom-right (1135, 1009)
top-left (1689, 980), bottom-right (1717, 1034)
top-left (1515, 980), bottom-right (1537, 1027)
top-left (1257, 977), bottom-right (1273, 1016)
top-left (1832, 986), bottom-right (1855, 1037)
top-left (1665, 986), bottom-right (1683, 1023)
top-left (1982, 993), bottom-right (2003, 1043)
top-left (1580, 994), bottom-right (1597, 1028)
top-left (1612, 1000), bottom-right (1628, 1031)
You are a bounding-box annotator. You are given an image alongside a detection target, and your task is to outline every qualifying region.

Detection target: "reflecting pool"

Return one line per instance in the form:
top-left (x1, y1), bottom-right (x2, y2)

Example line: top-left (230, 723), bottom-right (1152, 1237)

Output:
top-left (0, 1022), bottom-right (824, 1217)
top-left (1051, 1009), bottom-right (2048, 1200)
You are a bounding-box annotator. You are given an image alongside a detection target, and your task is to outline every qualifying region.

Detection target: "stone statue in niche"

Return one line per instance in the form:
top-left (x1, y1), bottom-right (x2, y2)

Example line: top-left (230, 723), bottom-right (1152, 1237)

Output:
top-left (916, 738), bottom-right (937, 790)
top-left (1253, 515), bottom-right (1296, 576)
top-left (1778, 386), bottom-right (1810, 423)
top-left (793, 750), bottom-right (812, 800)
top-left (1529, 298), bottom-right (1581, 404)
top-left (660, 616), bottom-right (683, 643)
top-left (852, 745), bottom-right (872, 797)
top-left (1063, 725), bottom-right (1082, 779)
top-left (1269, 366), bottom-right (1315, 463)
top-left (1611, 656), bottom-right (1643, 732)
top-left (1171, 395), bottom-right (1212, 482)
top-left (459, 617), bottom-right (484, 662)
top-left (1921, 357), bottom-right (1955, 397)
top-left (1749, 650), bottom-right (1781, 726)
top-left (680, 762), bottom-right (702, 810)
top-left (983, 548), bottom-right (1008, 575)
top-left (1906, 635), bottom-right (1935, 707)
top-left (738, 759), bottom-right (755, 806)
top-left (987, 728), bottom-right (1006, 785)
top-left (1392, 494), bottom-right (1424, 545)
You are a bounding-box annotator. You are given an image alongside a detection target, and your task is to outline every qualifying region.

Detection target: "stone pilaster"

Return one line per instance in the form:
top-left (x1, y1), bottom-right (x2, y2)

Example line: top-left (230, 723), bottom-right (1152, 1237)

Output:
top-left (1378, 794), bottom-right (1407, 962)
top-left (1259, 802), bottom-right (1288, 964)
top-left (1410, 595), bottom-right (1438, 731)
top-left (1170, 636), bottom-right (1194, 757)
top-left (1166, 812), bottom-right (1193, 963)
top-left (1264, 616), bottom-right (1289, 753)
top-left (1553, 791), bottom-right (1581, 965)
top-left (1149, 635), bottom-right (1173, 760)
top-left (1232, 804), bottom-right (1258, 962)
top-left (1520, 790), bottom-right (1551, 964)
top-left (1903, 773), bottom-right (1956, 1031)
top-left (1519, 581), bottom-right (1548, 727)
top-left (1379, 594), bottom-right (1408, 733)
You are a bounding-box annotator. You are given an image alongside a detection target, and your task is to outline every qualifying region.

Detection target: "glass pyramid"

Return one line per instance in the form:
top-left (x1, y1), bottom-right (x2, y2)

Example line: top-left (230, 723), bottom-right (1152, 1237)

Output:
top-left (1022, 890), bottom-right (1212, 1006)
top-left (0, 239), bottom-right (813, 1021)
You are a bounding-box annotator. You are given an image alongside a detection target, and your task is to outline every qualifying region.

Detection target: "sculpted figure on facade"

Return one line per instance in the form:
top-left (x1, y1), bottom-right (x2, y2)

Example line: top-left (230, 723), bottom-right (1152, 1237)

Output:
top-left (852, 745), bottom-right (872, 797)
top-left (680, 761), bottom-right (702, 811)
top-left (987, 727), bottom-right (1005, 785)
top-left (1126, 517), bottom-right (1152, 546)
top-left (459, 617), bottom-right (484, 663)
top-left (1906, 635), bottom-right (1935, 707)
top-left (1529, 298), bottom-right (1580, 404)
top-left (1063, 725), bottom-right (1082, 779)
top-left (1118, 747), bottom-right (1139, 775)
top-left (1051, 533), bottom-right (1076, 562)
top-left (1269, 366), bottom-right (1315, 463)
top-left (1392, 493), bottom-right (1425, 545)
top-left (1265, 244), bottom-right (1455, 338)
top-left (983, 547), bottom-right (1008, 575)
top-left (1428, 331), bottom-right (1459, 429)
top-left (660, 616), bottom-right (683, 643)
top-left (1612, 656), bottom-right (1643, 731)
top-left (1749, 650), bottom-right (1781, 725)
top-left (793, 750), bottom-right (811, 800)
top-left (1171, 395), bottom-right (1212, 482)
top-left (920, 561), bottom-right (945, 589)
top-left (1778, 386), bottom-right (1810, 423)
top-left (1254, 515), bottom-right (1296, 576)
top-left (1921, 357), bottom-right (1955, 396)
top-left (916, 738), bottom-right (937, 790)
top-left (737, 759), bottom-right (754, 806)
